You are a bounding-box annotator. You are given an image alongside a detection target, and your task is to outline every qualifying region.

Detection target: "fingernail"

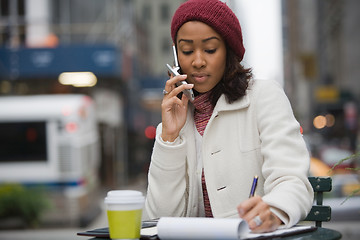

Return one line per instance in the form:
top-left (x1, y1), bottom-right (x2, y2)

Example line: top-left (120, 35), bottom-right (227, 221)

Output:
top-left (188, 84), bottom-right (194, 87)
top-left (238, 209), bottom-right (244, 216)
top-left (181, 74), bottom-right (187, 78)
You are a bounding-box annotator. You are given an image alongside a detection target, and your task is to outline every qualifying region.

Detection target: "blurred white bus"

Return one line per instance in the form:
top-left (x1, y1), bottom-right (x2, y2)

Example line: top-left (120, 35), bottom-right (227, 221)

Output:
top-left (0, 94), bottom-right (101, 226)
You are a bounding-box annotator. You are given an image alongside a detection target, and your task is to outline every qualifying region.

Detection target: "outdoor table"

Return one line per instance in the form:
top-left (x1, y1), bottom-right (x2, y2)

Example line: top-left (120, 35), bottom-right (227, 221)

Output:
top-left (83, 226), bottom-right (342, 240)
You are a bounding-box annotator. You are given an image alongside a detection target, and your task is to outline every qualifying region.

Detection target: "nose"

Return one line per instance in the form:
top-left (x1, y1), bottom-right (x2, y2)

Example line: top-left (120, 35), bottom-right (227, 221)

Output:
top-left (192, 51), bottom-right (206, 69)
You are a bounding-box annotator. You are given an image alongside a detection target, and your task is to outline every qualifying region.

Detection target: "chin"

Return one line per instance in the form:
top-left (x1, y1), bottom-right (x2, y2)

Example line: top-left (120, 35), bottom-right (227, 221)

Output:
top-left (194, 86), bottom-right (214, 94)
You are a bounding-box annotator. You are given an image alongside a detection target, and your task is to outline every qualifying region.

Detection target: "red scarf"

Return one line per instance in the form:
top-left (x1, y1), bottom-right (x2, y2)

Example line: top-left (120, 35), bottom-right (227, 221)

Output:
top-left (193, 92), bottom-right (214, 217)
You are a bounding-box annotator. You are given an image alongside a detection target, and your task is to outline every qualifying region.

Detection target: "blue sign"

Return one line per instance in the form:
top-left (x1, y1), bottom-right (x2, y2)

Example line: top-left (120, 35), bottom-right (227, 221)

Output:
top-left (0, 44), bottom-right (121, 79)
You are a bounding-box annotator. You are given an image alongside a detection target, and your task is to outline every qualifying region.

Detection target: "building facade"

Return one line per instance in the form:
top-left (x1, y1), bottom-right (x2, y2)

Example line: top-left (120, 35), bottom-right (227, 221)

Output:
top-left (282, 0), bottom-right (360, 152)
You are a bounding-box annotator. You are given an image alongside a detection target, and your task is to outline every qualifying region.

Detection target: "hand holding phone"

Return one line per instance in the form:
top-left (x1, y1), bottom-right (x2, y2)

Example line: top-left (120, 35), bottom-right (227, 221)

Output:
top-left (166, 45), bottom-right (195, 102)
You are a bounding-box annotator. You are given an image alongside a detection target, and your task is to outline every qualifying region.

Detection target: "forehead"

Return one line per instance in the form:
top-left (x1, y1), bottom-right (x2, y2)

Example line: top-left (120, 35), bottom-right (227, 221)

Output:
top-left (177, 21), bottom-right (223, 43)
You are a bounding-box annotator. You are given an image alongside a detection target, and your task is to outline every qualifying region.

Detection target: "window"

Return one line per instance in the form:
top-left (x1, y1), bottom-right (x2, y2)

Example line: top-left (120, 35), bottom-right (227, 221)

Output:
top-left (160, 3), bottom-right (170, 22)
top-left (162, 37), bottom-right (171, 55)
top-left (142, 4), bottom-right (151, 22)
top-left (0, 122), bottom-right (47, 162)
top-left (0, 0), bottom-right (26, 46)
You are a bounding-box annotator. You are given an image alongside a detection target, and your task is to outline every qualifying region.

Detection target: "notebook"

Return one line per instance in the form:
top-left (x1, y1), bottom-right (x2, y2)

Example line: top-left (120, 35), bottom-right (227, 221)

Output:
top-left (77, 217), bottom-right (316, 240)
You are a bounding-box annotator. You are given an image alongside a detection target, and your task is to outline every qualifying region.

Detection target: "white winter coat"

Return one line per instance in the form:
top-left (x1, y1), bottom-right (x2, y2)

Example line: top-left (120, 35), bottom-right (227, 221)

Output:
top-left (144, 79), bottom-right (314, 227)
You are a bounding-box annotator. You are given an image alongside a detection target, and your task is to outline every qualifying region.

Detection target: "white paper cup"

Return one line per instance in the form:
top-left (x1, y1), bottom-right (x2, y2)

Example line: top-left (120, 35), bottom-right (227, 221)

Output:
top-left (104, 190), bottom-right (145, 240)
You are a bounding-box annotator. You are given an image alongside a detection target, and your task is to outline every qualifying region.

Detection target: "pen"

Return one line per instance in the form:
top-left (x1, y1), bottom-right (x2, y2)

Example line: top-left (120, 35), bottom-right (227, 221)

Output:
top-left (249, 175), bottom-right (258, 198)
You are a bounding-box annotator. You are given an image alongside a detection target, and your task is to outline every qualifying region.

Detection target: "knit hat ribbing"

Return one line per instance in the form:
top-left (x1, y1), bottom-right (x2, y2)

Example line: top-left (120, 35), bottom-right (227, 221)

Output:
top-left (171, 0), bottom-right (245, 61)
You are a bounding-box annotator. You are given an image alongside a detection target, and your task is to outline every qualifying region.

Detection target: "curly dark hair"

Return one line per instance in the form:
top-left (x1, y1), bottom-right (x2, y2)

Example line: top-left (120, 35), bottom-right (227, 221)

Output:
top-left (208, 46), bottom-right (253, 107)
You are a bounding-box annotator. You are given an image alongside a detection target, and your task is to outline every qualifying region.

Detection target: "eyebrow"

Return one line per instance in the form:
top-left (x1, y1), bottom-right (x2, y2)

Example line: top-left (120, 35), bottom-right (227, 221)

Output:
top-left (178, 36), bottom-right (220, 44)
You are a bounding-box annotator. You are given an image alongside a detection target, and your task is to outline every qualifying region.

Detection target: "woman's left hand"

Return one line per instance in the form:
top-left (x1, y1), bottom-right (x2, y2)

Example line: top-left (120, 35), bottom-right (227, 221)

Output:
top-left (237, 196), bottom-right (282, 233)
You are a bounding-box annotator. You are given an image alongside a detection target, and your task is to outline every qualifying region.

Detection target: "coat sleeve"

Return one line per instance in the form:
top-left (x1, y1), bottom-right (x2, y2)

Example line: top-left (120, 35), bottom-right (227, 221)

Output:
top-left (143, 123), bottom-right (189, 220)
top-left (254, 80), bottom-right (314, 227)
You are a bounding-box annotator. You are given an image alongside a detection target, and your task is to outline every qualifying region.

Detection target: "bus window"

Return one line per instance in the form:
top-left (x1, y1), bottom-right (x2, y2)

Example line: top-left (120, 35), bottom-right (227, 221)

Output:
top-left (0, 121), bottom-right (47, 162)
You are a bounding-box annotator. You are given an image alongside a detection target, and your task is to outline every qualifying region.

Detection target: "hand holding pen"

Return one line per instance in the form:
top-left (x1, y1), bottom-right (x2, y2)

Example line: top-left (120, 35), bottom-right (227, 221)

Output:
top-left (238, 175), bottom-right (282, 233)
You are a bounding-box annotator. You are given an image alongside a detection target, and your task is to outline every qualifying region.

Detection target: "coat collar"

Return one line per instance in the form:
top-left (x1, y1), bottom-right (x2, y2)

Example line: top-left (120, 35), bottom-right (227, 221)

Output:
top-left (213, 92), bottom-right (250, 113)
top-left (213, 79), bottom-right (255, 113)
top-left (185, 84), bottom-right (252, 130)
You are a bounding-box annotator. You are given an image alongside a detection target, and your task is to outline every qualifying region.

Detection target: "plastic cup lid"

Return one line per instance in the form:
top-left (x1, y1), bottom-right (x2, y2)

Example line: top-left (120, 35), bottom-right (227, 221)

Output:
top-left (104, 190), bottom-right (145, 204)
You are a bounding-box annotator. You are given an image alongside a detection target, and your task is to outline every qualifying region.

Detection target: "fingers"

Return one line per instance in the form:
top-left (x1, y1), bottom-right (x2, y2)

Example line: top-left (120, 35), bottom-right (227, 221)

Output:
top-left (237, 196), bottom-right (281, 233)
top-left (163, 74), bottom-right (193, 99)
top-left (237, 196), bottom-right (262, 224)
top-left (164, 74), bottom-right (186, 92)
top-left (161, 74), bottom-right (192, 138)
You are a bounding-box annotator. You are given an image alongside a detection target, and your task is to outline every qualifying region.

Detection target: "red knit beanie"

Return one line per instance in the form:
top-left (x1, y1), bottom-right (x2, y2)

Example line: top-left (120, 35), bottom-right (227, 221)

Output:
top-left (171, 0), bottom-right (245, 61)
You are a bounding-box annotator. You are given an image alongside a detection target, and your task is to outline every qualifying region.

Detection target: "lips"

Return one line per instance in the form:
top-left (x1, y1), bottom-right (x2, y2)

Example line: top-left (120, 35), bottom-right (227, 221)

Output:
top-left (191, 73), bottom-right (209, 83)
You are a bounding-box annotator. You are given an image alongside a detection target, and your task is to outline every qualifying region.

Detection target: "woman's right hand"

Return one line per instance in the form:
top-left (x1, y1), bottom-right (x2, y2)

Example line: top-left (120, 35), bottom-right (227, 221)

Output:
top-left (161, 74), bottom-right (194, 142)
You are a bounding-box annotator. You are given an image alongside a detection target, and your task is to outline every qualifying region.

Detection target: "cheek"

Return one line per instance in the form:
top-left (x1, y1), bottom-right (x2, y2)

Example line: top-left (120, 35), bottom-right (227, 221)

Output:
top-left (178, 57), bottom-right (190, 73)
top-left (214, 57), bottom-right (226, 78)
top-left (213, 50), bottom-right (226, 70)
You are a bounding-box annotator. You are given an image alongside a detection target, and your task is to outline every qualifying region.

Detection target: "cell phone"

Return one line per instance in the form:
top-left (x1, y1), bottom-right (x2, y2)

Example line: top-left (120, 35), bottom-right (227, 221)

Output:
top-left (166, 45), bottom-right (195, 102)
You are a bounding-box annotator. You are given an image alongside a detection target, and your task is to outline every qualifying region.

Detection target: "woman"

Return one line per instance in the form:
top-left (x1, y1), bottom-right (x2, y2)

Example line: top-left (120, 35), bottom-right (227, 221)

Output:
top-left (144, 0), bottom-right (313, 233)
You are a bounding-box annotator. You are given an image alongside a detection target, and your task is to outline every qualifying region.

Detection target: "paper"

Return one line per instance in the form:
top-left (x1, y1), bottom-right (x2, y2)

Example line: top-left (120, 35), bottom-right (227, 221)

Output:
top-left (243, 225), bottom-right (314, 239)
top-left (156, 217), bottom-right (315, 240)
top-left (141, 226), bottom-right (158, 237)
top-left (157, 217), bottom-right (249, 240)
top-left (77, 218), bottom-right (315, 240)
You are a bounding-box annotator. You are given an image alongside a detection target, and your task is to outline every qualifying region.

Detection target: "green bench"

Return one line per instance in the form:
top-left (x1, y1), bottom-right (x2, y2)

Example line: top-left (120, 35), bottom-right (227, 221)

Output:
top-left (304, 176), bottom-right (332, 227)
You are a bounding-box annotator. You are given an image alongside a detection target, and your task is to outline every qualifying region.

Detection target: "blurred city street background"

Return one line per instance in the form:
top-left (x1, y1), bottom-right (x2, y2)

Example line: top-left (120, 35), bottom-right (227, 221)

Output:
top-left (0, 0), bottom-right (359, 239)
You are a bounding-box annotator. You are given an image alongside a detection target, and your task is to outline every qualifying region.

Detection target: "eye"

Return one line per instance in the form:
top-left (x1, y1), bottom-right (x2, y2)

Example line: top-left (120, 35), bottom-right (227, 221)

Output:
top-left (182, 50), bottom-right (193, 55)
top-left (205, 49), bottom-right (217, 54)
